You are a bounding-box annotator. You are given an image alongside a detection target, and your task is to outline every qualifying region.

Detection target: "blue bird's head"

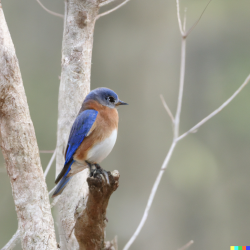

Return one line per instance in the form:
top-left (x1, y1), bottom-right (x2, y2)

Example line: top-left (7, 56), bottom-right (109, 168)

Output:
top-left (84, 88), bottom-right (128, 108)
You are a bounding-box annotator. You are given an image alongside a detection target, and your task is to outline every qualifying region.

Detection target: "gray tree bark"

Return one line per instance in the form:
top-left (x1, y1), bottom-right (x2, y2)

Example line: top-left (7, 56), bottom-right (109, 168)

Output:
top-left (55, 0), bottom-right (118, 249)
top-left (1, 0), bottom-right (121, 248)
top-left (0, 3), bottom-right (57, 250)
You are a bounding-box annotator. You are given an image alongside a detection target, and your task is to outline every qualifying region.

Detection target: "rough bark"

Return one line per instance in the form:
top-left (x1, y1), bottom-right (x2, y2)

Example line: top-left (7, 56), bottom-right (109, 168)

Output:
top-left (56, 0), bottom-right (99, 176)
top-left (75, 170), bottom-right (120, 250)
top-left (56, 0), bottom-right (102, 249)
top-left (0, 3), bottom-right (57, 250)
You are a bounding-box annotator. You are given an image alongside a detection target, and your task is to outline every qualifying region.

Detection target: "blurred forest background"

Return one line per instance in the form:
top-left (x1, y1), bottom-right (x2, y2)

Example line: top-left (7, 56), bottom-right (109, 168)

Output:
top-left (1, 0), bottom-right (250, 249)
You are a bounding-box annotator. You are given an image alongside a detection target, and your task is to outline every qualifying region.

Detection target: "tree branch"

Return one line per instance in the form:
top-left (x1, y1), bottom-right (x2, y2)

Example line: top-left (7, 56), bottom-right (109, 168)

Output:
top-left (44, 149), bottom-right (56, 178)
top-left (36, 0), bottom-right (64, 19)
top-left (123, 1), bottom-right (238, 249)
top-left (174, 38), bottom-right (186, 138)
top-left (160, 94), bottom-right (175, 124)
top-left (99, 0), bottom-right (117, 7)
top-left (0, 3), bottom-right (57, 249)
top-left (56, 1), bottom-right (119, 249)
top-left (96, 0), bottom-right (132, 20)
top-left (1, 230), bottom-right (20, 250)
top-left (123, 141), bottom-right (177, 250)
top-left (177, 74), bottom-right (250, 141)
top-left (184, 0), bottom-right (212, 38)
top-left (75, 171), bottom-right (120, 250)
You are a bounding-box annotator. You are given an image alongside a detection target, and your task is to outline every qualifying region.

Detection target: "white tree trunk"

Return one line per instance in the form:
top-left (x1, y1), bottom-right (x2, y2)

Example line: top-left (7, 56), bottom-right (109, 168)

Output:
top-left (56, 0), bottom-right (101, 249)
top-left (0, 3), bottom-right (57, 249)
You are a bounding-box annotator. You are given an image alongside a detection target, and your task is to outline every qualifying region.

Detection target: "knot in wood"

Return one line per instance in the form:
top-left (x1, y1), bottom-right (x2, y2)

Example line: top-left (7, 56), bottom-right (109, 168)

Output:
top-left (76, 11), bottom-right (88, 29)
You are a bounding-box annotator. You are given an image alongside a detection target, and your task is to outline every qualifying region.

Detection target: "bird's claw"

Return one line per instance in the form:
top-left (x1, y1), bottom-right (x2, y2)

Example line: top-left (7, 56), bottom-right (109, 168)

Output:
top-left (87, 162), bottom-right (110, 185)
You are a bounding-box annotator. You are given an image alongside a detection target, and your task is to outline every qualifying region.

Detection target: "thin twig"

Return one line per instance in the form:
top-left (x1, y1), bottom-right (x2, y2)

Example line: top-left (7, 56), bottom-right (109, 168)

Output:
top-left (183, 8), bottom-right (187, 32)
top-left (36, 0), bottom-right (64, 19)
top-left (123, 141), bottom-right (177, 250)
top-left (99, 0), bottom-right (117, 7)
top-left (123, 2), bottom-right (215, 250)
top-left (160, 95), bottom-right (175, 124)
top-left (176, 0), bottom-right (184, 36)
top-left (44, 149), bottom-right (56, 178)
top-left (174, 0), bottom-right (187, 138)
top-left (96, 0), bottom-right (132, 20)
top-left (184, 0), bottom-right (212, 38)
top-left (1, 230), bottom-right (20, 250)
top-left (178, 240), bottom-right (194, 250)
top-left (177, 74), bottom-right (250, 142)
top-left (174, 38), bottom-right (186, 138)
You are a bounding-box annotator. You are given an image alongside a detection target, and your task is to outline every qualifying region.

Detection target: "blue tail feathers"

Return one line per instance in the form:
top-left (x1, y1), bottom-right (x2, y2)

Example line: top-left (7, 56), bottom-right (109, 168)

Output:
top-left (52, 175), bottom-right (72, 197)
top-left (52, 160), bottom-right (74, 197)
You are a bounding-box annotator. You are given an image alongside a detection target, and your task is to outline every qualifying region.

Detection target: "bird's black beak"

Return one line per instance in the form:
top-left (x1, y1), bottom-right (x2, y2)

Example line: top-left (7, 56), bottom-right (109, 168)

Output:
top-left (116, 100), bottom-right (128, 106)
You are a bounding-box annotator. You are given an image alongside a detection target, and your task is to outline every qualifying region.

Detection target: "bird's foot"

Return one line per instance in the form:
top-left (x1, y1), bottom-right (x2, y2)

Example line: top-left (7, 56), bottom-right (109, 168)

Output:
top-left (87, 162), bottom-right (110, 185)
top-left (94, 163), bottom-right (101, 169)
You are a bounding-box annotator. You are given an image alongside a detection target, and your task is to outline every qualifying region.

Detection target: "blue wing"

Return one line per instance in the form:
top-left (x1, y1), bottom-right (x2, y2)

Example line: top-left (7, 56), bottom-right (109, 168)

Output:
top-left (65, 109), bottom-right (98, 166)
top-left (52, 109), bottom-right (98, 197)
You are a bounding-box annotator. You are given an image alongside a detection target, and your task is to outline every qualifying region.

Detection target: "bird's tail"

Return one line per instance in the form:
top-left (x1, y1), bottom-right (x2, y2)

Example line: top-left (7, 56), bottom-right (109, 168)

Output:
top-left (52, 175), bottom-right (72, 198)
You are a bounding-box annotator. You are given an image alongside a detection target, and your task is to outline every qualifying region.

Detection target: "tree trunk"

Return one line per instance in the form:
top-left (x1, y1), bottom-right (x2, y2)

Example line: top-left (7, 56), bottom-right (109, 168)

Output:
top-left (0, 3), bottom-right (57, 249)
top-left (56, 0), bottom-right (101, 249)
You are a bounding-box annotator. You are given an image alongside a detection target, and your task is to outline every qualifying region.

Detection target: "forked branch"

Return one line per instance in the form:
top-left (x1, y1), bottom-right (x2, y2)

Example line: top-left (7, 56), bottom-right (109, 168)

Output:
top-left (96, 0), bottom-right (132, 20)
top-left (177, 74), bottom-right (250, 141)
top-left (122, 1), bottom-right (249, 250)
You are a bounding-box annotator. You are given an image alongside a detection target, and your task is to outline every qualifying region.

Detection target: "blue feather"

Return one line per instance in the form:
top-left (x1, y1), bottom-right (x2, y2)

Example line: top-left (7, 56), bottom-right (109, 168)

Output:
top-left (52, 109), bottom-right (98, 197)
top-left (52, 160), bottom-right (74, 197)
top-left (65, 109), bottom-right (98, 165)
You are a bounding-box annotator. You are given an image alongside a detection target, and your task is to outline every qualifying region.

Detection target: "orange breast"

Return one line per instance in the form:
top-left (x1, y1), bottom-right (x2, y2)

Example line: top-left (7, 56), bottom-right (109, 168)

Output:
top-left (74, 100), bottom-right (119, 163)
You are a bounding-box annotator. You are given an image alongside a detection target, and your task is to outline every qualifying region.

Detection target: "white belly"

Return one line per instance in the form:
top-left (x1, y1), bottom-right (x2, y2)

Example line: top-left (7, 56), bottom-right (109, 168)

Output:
top-left (87, 129), bottom-right (117, 163)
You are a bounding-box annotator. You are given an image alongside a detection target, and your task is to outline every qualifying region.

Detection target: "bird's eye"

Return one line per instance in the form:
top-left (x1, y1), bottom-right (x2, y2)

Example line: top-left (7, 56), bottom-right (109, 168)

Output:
top-left (107, 96), bottom-right (115, 103)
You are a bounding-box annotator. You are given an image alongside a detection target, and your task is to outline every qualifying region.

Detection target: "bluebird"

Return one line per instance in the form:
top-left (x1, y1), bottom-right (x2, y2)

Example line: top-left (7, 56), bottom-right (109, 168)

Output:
top-left (52, 87), bottom-right (127, 197)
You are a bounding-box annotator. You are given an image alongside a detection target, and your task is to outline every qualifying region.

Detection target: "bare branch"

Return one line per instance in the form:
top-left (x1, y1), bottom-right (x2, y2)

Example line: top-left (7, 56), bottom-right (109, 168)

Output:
top-left (160, 94), bottom-right (174, 124)
top-left (99, 0), bottom-right (117, 7)
top-left (96, 0), bottom-right (132, 20)
top-left (36, 0), bottom-right (64, 19)
top-left (44, 149), bottom-right (56, 178)
top-left (56, 1), bottom-right (101, 248)
top-left (123, 141), bottom-right (177, 250)
top-left (176, 0), bottom-right (184, 36)
top-left (75, 171), bottom-right (120, 250)
top-left (184, 0), bottom-right (212, 38)
top-left (124, 2), bottom-right (211, 249)
top-left (183, 8), bottom-right (187, 32)
top-left (1, 230), bottom-right (20, 250)
top-left (177, 74), bottom-right (250, 141)
top-left (174, 38), bottom-right (186, 138)
top-left (178, 240), bottom-right (194, 250)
